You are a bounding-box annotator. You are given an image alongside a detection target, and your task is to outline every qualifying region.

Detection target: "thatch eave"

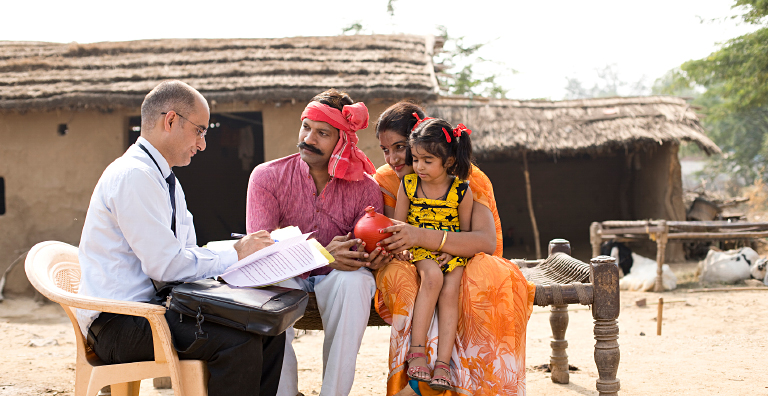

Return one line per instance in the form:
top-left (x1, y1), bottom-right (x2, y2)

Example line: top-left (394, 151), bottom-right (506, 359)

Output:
top-left (476, 138), bottom-right (718, 163)
top-left (0, 35), bottom-right (439, 112)
top-left (428, 95), bottom-right (721, 161)
top-left (0, 87), bottom-right (439, 113)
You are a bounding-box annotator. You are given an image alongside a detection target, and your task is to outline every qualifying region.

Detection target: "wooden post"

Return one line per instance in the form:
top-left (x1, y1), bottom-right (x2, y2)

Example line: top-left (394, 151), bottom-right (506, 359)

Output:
top-left (591, 255), bottom-right (621, 396)
top-left (547, 239), bottom-right (572, 384)
top-left (548, 238), bottom-right (571, 256)
top-left (522, 150), bottom-right (542, 259)
top-left (550, 305), bottom-right (570, 383)
top-left (590, 222), bottom-right (603, 258)
top-left (657, 298), bottom-right (663, 336)
top-left (654, 220), bottom-right (669, 292)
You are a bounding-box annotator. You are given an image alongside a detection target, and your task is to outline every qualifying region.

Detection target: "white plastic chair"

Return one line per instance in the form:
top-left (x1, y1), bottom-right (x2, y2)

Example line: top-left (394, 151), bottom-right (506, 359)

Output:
top-left (24, 241), bottom-right (208, 396)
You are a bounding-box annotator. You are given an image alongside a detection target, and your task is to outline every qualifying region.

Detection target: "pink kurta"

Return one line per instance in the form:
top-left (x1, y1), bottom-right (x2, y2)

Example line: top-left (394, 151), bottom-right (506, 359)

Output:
top-left (246, 153), bottom-right (383, 277)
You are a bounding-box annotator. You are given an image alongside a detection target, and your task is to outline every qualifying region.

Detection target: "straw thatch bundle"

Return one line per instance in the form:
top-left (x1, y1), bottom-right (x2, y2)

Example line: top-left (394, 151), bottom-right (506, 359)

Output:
top-left (0, 35), bottom-right (440, 112)
top-left (427, 96), bottom-right (720, 160)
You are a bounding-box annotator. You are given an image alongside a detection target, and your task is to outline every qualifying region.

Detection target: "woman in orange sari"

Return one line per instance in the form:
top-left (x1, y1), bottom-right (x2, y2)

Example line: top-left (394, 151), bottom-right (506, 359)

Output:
top-left (372, 102), bottom-right (536, 396)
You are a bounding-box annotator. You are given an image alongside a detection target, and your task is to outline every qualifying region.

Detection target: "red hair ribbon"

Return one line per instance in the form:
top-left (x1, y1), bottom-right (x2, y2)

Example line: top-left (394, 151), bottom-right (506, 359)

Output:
top-left (443, 123), bottom-right (472, 143)
top-left (412, 112), bottom-right (434, 131)
top-left (453, 123), bottom-right (472, 138)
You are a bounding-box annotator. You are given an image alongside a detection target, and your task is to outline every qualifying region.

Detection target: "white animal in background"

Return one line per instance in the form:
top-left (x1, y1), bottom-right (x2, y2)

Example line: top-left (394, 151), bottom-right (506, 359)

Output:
top-left (619, 253), bottom-right (677, 291)
top-left (750, 257), bottom-right (768, 285)
top-left (698, 247), bottom-right (760, 284)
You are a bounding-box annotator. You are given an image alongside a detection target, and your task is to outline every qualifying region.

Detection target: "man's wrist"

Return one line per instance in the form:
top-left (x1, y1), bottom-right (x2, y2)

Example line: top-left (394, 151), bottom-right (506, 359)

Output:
top-left (206, 244), bottom-right (239, 273)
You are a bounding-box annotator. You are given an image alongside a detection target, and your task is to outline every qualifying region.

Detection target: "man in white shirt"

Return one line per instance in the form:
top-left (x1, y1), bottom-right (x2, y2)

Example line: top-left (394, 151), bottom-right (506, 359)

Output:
top-left (76, 80), bottom-right (284, 396)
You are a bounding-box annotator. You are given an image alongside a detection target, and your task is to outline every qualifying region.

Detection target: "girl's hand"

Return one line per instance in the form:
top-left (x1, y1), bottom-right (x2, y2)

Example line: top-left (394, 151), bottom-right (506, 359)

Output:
top-left (379, 220), bottom-right (420, 252)
top-left (364, 245), bottom-right (393, 270)
top-left (395, 250), bottom-right (413, 262)
top-left (433, 252), bottom-right (454, 267)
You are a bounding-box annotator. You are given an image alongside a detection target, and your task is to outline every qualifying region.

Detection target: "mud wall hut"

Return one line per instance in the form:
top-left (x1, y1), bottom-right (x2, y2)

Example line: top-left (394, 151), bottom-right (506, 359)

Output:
top-left (0, 35), bottom-right (441, 297)
top-left (428, 96), bottom-right (720, 261)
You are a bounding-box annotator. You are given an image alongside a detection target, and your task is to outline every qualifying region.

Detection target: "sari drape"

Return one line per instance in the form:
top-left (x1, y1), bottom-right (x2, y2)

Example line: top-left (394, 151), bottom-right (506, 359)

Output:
top-left (374, 164), bottom-right (536, 396)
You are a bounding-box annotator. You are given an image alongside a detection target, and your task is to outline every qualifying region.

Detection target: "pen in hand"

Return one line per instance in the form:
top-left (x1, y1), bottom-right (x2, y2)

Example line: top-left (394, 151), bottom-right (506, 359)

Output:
top-left (231, 232), bottom-right (279, 242)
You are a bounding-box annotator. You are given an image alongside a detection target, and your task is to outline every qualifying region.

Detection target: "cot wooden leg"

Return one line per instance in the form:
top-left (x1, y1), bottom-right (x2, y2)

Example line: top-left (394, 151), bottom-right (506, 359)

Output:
top-left (549, 304), bottom-right (569, 383)
top-left (591, 255), bottom-right (621, 396)
top-left (594, 318), bottom-right (620, 396)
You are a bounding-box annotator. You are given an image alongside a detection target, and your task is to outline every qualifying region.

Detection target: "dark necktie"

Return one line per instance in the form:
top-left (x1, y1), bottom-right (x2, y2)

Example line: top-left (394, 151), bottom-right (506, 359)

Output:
top-left (166, 172), bottom-right (177, 237)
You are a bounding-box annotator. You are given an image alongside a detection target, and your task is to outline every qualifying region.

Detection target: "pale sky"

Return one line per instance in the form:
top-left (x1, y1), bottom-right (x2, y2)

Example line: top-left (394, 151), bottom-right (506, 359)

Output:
top-left (2, 0), bottom-right (759, 100)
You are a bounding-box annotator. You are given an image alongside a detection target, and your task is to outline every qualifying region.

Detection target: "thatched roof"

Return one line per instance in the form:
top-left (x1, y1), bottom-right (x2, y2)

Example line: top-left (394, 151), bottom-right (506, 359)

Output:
top-left (0, 35), bottom-right (440, 112)
top-left (427, 96), bottom-right (721, 160)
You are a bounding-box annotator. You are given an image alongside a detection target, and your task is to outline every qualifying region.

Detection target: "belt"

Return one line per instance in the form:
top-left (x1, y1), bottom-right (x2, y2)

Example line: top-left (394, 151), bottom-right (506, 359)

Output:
top-left (86, 312), bottom-right (119, 348)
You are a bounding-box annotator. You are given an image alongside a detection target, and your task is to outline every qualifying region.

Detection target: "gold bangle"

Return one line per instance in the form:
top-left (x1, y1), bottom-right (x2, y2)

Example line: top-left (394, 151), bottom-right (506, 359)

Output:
top-left (437, 231), bottom-right (448, 252)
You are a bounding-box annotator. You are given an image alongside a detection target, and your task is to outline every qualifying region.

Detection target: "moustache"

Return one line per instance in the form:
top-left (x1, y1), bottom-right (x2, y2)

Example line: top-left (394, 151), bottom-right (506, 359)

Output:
top-left (297, 142), bottom-right (323, 155)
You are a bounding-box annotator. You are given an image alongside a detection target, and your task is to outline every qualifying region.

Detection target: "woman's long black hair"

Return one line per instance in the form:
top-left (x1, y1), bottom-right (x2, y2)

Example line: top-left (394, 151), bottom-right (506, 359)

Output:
top-left (374, 101), bottom-right (426, 139)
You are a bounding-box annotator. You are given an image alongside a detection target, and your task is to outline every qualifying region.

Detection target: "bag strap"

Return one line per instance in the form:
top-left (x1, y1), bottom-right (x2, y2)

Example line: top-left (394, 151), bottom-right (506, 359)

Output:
top-left (172, 306), bottom-right (209, 355)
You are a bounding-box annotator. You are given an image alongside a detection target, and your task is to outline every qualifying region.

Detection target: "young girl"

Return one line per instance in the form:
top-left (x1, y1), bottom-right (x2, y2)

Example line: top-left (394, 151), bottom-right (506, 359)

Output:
top-left (393, 115), bottom-right (473, 391)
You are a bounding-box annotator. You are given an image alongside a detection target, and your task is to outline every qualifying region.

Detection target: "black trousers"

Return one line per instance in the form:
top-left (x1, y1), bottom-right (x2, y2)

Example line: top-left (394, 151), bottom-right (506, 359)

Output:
top-left (89, 309), bottom-right (285, 396)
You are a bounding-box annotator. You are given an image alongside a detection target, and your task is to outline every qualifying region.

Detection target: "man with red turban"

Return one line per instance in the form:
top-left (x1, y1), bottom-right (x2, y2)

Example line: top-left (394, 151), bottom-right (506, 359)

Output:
top-left (246, 89), bottom-right (386, 396)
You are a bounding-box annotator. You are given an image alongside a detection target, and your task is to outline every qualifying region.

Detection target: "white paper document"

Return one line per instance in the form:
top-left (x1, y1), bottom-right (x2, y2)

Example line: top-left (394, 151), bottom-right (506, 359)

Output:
top-left (220, 228), bottom-right (332, 287)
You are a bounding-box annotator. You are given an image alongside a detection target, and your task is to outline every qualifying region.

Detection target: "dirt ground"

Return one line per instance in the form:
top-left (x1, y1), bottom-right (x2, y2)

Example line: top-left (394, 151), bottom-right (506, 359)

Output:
top-left (2, 262), bottom-right (768, 396)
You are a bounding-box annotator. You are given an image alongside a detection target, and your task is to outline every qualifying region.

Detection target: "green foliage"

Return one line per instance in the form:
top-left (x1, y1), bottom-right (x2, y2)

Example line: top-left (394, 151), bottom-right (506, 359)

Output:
top-left (671, 0), bottom-right (768, 186)
top-left (702, 104), bottom-right (768, 185)
top-left (450, 65), bottom-right (509, 98)
top-left (734, 0), bottom-right (768, 23)
top-left (341, 22), bottom-right (364, 35)
top-left (434, 26), bottom-right (514, 98)
top-left (682, 28), bottom-right (768, 115)
top-left (680, 0), bottom-right (768, 115)
top-left (387, 0), bottom-right (397, 17)
top-left (337, 13), bottom-right (512, 99)
top-left (654, 67), bottom-right (768, 185)
top-left (651, 69), bottom-right (697, 97)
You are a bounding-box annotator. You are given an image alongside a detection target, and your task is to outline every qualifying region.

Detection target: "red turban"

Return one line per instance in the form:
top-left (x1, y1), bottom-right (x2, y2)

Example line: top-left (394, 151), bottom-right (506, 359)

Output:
top-left (300, 101), bottom-right (376, 181)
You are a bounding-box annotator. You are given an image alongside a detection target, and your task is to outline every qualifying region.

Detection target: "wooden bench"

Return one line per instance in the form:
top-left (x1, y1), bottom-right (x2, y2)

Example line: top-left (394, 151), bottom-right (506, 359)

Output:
top-left (518, 240), bottom-right (621, 396)
top-left (293, 292), bottom-right (387, 330)
top-left (591, 219), bottom-right (768, 291)
top-left (293, 239), bottom-right (621, 396)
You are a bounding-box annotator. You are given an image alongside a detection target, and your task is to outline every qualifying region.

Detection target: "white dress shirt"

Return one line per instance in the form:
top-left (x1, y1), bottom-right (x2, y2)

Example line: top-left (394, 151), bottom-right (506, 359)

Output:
top-left (76, 137), bottom-right (238, 336)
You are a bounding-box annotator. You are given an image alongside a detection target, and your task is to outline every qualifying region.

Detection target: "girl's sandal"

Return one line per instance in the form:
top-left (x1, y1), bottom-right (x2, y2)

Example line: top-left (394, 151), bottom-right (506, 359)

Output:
top-left (429, 360), bottom-right (454, 391)
top-left (406, 351), bottom-right (431, 382)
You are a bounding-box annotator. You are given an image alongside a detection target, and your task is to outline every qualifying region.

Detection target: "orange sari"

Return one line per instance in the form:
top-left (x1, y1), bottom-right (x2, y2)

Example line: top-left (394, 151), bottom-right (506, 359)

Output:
top-left (374, 164), bottom-right (536, 396)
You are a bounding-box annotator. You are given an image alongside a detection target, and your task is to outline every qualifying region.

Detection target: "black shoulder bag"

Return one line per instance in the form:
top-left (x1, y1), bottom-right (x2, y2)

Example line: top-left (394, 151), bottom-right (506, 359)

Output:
top-left (165, 279), bottom-right (308, 337)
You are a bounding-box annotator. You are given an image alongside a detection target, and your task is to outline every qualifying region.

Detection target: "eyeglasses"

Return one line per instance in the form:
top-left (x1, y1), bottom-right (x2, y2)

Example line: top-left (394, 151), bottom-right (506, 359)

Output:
top-left (161, 111), bottom-right (208, 139)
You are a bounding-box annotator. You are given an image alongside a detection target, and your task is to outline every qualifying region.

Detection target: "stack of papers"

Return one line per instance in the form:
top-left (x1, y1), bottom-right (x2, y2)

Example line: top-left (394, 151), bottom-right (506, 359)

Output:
top-left (219, 227), bottom-right (333, 287)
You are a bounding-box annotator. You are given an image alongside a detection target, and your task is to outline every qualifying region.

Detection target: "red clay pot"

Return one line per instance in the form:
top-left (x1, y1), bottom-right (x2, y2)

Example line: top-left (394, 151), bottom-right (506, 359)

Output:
top-left (354, 206), bottom-right (394, 253)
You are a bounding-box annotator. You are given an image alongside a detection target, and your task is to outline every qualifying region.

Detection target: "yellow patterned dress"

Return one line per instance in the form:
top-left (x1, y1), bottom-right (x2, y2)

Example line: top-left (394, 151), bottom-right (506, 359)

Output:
top-left (403, 173), bottom-right (469, 273)
top-left (376, 164), bottom-right (535, 396)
